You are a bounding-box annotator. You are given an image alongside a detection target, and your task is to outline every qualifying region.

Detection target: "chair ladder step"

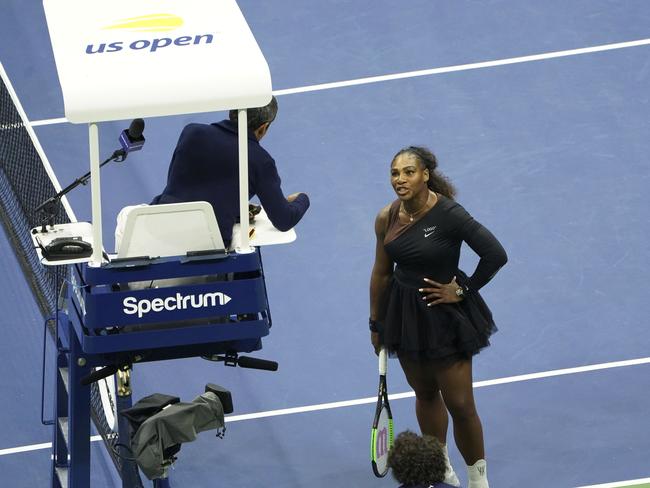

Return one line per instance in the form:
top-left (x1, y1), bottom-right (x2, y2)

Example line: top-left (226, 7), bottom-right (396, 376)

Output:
top-left (58, 367), bottom-right (69, 393)
top-left (55, 466), bottom-right (69, 487)
top-left (57, 417), bottom-right (69, 449)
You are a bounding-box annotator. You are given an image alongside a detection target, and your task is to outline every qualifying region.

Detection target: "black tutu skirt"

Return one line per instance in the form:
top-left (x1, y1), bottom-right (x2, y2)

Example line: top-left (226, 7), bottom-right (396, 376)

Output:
top-left (380, 272), bottom-right (497, 361)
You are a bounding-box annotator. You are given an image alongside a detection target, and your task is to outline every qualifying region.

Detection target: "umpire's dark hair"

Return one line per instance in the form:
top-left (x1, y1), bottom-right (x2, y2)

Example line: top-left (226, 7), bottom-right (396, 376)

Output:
top-left (229, 96), bottom-right (278, 131)
top-left (387, 430), bottom-right (446, 486)
top-left (392, 146), bottom-right (456, 199)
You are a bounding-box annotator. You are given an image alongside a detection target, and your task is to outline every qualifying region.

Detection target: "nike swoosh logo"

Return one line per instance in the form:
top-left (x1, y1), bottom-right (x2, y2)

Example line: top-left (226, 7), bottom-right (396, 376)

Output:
top-left (424, 232), bottom-right (435, 238)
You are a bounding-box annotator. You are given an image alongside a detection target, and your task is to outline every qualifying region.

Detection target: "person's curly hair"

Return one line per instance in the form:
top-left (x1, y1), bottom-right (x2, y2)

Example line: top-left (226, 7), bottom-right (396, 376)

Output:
top-left (387, 430), bottom-right (446, 486)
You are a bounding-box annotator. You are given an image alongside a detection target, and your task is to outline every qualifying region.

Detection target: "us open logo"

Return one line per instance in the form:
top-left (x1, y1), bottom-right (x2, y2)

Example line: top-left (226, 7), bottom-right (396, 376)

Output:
top-left (85, 13), bottom-right (215, 54)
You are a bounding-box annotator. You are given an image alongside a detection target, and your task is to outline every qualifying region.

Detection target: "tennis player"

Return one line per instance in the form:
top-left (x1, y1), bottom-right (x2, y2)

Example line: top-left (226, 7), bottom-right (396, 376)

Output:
top-left (369, 146), bottom-right (507, 488)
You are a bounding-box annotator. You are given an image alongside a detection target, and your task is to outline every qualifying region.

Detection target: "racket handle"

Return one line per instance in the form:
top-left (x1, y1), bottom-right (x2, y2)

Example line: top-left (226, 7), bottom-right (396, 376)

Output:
top-left (378, 348), bottom-right (387, 375)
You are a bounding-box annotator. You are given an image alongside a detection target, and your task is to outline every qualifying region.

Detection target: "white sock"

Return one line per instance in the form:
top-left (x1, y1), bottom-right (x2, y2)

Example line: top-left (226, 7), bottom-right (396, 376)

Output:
top-left (442, 444), bottom-right (460, 487)
top-left (467, 459), bottom-right (489, 488)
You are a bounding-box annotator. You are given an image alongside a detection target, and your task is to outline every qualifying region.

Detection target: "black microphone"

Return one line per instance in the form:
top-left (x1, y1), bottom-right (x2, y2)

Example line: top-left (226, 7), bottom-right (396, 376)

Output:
top-left (237, 356), bottom-right (278, 371)
top-left (119, 118), bottom-right (146, 155)
top-left (33, 118), bottom-right (147, 231)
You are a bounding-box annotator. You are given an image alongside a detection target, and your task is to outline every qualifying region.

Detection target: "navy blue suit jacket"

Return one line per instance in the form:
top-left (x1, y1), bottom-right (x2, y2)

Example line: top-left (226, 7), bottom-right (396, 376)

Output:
top-left (152, 120), bottom-right (309, 246)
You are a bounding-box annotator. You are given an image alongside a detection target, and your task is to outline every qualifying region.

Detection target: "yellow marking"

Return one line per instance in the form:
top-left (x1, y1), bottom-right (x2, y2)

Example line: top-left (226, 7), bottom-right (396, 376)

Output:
top-left (103, 13), bottom-right (184, 33)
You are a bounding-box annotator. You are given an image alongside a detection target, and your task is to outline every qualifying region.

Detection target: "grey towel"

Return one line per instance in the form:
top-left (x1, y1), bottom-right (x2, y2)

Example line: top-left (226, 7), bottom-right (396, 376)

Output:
top-left (131, 392), bottom-right (225, 479)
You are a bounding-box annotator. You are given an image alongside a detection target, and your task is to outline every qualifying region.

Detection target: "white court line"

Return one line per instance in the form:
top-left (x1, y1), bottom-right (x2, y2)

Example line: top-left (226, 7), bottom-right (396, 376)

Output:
top-left (575, 477), bottom-right (650, 487)
top-left (27, 37), bottom-right (650, 127)
top-left (2, 356), bottom-right (649, 457)
top-left (0, 441), bottom-right (53, 456)
top-left (274, 38), bottom-right (650, 96)
top-left (30, 117), bottom-right (68, 127)
top-left (226, 356), bottom-right (650, 422)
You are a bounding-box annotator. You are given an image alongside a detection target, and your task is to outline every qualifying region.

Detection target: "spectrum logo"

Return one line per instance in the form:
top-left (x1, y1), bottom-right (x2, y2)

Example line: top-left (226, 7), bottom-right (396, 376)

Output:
top-left (86, 13), bottom-right (215, 54)
top-left (123, 291), bottom-right (232, 318)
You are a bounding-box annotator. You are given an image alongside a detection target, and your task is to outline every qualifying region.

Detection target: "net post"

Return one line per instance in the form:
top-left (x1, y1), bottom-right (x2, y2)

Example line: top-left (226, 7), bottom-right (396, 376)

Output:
top-left (88, 123), bottom-right (103, 266)
top-left (236, 108), bottom-right (253, 254)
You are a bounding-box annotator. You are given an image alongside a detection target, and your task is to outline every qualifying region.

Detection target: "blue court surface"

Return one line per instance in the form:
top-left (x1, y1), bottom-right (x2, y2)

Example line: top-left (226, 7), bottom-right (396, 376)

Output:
top-left (1, 1), bottom-right (649, 487)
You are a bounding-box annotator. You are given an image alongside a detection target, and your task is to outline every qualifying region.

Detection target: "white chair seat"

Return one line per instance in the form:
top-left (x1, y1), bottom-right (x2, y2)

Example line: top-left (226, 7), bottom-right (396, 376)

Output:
top-left (115, 201), bottom-right (225, 258)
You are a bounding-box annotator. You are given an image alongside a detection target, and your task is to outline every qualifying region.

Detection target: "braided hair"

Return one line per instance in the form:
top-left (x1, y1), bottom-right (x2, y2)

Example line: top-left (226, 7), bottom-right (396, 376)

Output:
top-left (392, 146), bottom-right (456, 199)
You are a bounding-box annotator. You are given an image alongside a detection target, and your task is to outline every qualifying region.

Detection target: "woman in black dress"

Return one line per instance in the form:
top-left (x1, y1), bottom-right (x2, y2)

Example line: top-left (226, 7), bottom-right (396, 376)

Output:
top-left (369, 147), bottom-right (507, 488)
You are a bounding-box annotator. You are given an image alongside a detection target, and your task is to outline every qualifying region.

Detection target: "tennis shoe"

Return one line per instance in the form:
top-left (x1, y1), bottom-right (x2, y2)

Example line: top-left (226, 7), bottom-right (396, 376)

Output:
top-left (444, 466), bottom-right (461, 487)
top-left (441, 444), bottom-right (460, 487)
top-left (467, 459), bottom-right (489, 488)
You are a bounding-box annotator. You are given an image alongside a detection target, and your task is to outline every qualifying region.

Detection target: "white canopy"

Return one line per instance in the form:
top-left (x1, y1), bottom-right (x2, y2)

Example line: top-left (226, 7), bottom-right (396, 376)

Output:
top-left (43, 0), bottom-right (272, 122)
top-left (42, 0), bottom-right (273, 263)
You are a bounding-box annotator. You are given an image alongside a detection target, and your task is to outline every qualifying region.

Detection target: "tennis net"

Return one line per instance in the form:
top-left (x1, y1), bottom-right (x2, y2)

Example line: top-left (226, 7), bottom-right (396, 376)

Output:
top-left (0, 63), bottom-right (127, 479)
top-left (0, 67), bottom-right (70, 316)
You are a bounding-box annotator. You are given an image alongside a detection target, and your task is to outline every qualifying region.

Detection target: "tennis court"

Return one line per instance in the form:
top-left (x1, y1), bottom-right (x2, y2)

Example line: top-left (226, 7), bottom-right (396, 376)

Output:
top-left (0, 1), bottom-right (649, 487)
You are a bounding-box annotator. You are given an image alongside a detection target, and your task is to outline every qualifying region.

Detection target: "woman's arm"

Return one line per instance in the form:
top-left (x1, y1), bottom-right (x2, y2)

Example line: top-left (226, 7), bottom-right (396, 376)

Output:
top-left (455, 205), bottom-right (507, 292)
top-left (420, 203), bottom-right (507, 305)
top-left (369, 206), bottom-right (394, 350)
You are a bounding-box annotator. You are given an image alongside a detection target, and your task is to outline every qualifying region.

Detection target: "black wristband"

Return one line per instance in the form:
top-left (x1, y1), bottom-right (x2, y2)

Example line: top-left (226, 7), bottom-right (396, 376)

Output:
top-left (369, 318), bottom-right (380, 332)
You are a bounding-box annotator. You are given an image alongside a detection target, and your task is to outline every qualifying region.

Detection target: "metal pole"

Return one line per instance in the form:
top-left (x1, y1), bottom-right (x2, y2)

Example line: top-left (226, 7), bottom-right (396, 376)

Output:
top-left (88, 123), bottom-right (103, 265)
top-left (236, 109), bottom-right (253, 253)
top-left (68, 331), bottom-right (91, 487)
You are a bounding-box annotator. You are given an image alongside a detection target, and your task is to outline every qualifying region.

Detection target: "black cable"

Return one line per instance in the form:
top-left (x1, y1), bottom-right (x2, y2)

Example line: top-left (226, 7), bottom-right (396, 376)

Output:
top-left (111, 442), bottom-right (138, 462)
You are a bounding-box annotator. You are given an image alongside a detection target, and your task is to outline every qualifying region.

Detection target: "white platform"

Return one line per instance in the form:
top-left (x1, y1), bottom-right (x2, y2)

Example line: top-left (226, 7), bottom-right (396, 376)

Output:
top-left (33, 206), bottom-right (297, 266)
top-left (231, 208), bottom-right (296, 249)
top-left (31, 222), bottom-right (97, 265)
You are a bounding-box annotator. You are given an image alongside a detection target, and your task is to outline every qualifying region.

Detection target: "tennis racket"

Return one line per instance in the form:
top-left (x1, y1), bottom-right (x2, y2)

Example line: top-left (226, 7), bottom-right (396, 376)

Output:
top-left (371, 347), bottom-right (394, 477)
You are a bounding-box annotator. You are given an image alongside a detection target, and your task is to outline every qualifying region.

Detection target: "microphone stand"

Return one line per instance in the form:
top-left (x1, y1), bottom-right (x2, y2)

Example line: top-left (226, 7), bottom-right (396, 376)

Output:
top-left (34, 149), bottom-right (126, 233)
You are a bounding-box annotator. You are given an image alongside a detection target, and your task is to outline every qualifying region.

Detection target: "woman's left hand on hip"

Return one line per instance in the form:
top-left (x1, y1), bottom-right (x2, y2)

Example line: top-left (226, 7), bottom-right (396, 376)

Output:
top-left (419, 276), bottom-right (463, 306)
